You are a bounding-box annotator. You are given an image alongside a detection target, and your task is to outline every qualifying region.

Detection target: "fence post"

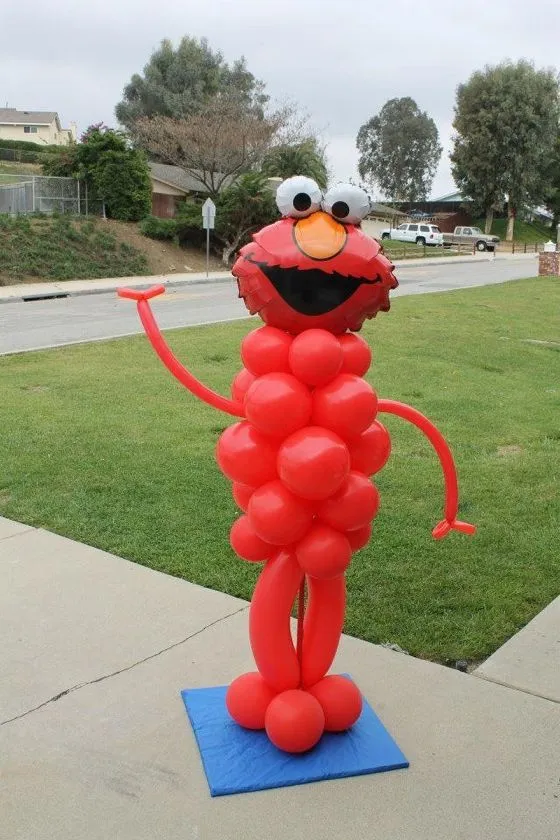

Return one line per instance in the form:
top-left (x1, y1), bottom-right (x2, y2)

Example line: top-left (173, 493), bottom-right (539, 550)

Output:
top-left (85, 181), bottom-right (88, 216)
top-left (77, 179), bottom-right (81, 216)
top-left (32, 177), bottom-right (36, 213)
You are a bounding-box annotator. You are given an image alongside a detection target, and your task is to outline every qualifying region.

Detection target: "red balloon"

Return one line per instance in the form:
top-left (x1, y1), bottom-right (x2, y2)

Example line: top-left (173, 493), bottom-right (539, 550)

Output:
top-left (248, 480), bottom-right (313, 545)
top-left (232, 482), bottom-right (255, 512)
top-left (226, 672), bottom-right (276, 730)
top-left (308, 675), bottom-right (362, 732)
top-left (250, 551), bottom-right (303, 691)
top-left (230, 515), bottom-right (273, 562)
top-left (288, 329), bottom-right (343, 387)
top-left (244, 373), bottom-right (312, 438)
top-left (348, 420), bottom-right (391, 475)
top-left (338, 333), bottom-right (372, 376)
top-left (241, 326), bottom-right (292, 376)
top-left (312, 374), bottom-right (378, 440)
top-left (346, 523), bottom-right (372, 552)
top-left (265, 689), bottom-right (325, 753)
top-left (216, 422), bottom-right (278, 486)
top-left (318, 471), bottom-right (380, 531)
top-left (301, 575), bottom-right (346, 688)
top-left (277, 426), bottom-right (350, 501)
top-left (231, 368), bottom-right (256, 403)
top-left (296, 524), bottom-right (351, 579)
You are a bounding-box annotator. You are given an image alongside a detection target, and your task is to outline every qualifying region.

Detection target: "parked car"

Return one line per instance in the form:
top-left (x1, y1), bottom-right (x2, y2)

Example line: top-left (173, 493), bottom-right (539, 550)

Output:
top-left (442, 226), bottom-right (500, 252)
top-left (381, 222), bottom-right (444, 246)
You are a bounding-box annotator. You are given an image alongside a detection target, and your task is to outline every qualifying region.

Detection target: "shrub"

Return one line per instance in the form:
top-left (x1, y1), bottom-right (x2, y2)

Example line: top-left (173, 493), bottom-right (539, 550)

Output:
top-left (139, 216), bottom-right (179, 240)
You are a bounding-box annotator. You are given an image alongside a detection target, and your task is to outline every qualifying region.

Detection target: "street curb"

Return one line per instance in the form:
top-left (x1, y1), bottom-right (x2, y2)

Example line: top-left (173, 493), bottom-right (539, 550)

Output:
top-left (0, 254), bottom-right (538, 305)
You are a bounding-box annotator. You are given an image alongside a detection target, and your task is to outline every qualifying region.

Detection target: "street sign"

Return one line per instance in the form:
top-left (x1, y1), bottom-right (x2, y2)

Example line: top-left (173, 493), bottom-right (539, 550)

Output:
top-left (202, 198), bottom-right (216, 230)
top-left (202, 198), bottom-right (216, 278)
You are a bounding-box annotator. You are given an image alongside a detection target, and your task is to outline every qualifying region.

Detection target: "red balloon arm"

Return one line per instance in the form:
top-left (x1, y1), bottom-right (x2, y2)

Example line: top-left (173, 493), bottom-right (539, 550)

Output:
top-left (377, 399), bottom-right (476, 539)
top-left (117, 286), bottom-right (245, 417)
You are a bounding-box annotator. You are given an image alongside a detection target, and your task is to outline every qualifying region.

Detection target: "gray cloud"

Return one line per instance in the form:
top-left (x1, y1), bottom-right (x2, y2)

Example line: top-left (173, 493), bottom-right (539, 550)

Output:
top-left (2, 0), bottom-right (558, 196)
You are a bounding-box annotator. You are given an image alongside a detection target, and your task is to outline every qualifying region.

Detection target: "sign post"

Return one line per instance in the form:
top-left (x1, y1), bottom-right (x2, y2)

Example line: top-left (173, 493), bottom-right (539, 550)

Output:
top-left (202, 198), bottom-right (216, 278)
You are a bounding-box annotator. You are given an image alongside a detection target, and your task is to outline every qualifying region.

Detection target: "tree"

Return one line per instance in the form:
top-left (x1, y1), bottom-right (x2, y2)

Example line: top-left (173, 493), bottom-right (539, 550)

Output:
top-left (262, 138), bottom-right (329, 189)
top-left (42, 125), bottom-right (152, 222)
top-left (356, 97), bottom-right (442, 202)
top-left (115, 37), bottom-right (267, 130)
top-left (132, 96), bottom-right (300, 200)
top-left (451, 61), bottom-right (560, 240)
top-left (543, 135), bottom-right (560, 233)
top-left (216, 172), bottom-right (278, 264)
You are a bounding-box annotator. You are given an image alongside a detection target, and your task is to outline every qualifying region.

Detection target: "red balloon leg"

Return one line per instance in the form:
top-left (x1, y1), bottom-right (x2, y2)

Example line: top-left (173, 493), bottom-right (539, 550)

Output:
top-left (301, 574), bottom-right (346, 688)
top-left (226, 672), bottom-right (277, 730)
top-left (265, 689), bottom-right (325, 753)
top-left (249, 551), bottom-right (303, 692)
top-left (308, 675), bottom-right (362, 732)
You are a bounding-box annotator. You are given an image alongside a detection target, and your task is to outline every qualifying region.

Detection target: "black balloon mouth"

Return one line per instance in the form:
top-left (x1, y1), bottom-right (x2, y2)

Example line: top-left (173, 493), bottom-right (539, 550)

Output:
top-left (244, 256), bottom-right (381, 316)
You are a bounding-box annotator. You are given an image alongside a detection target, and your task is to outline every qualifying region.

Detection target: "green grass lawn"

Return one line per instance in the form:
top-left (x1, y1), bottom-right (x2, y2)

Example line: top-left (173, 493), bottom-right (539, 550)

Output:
top-left (0, 214), bottom-right (148, 284)
top-left (0, 278), bottom-right (558, 663)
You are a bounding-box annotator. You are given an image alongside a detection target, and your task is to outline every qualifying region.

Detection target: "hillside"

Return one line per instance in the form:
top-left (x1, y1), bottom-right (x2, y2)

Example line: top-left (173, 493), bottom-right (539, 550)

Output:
top-left (0, 215), bottom-right (223, 286)
top-left (474, 217), bottom-right (552, 243)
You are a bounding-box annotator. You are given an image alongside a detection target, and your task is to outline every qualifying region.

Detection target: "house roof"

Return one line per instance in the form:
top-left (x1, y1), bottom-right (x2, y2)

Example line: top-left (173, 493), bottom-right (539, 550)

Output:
top-left (149, 162), bottom-right (214, 194)
top-left (369, 201), bottom-right (406, 217)
top-left (431, 190), bottom-right (465, 202)
top-left (0, 109), bottom-right (58, 125)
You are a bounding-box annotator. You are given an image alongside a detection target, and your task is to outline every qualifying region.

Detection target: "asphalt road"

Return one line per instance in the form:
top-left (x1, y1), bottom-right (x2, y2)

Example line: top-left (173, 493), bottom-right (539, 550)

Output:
top-left (0, 256), bottom-right (538, 355)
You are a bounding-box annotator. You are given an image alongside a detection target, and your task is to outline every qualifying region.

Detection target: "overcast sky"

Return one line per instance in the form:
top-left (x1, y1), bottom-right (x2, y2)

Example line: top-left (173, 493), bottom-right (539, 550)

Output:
top-left (2, 0), bottom-right (558, 198)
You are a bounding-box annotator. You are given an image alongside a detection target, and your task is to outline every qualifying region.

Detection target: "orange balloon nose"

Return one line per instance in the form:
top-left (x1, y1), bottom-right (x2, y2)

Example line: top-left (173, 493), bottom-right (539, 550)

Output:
top-left (294, 211), bottom-right (347, 260)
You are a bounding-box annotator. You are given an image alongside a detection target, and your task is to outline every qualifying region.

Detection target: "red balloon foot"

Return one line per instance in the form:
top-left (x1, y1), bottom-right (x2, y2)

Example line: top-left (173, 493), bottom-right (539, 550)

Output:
top-left (265, 689), bottom-right (325, 753)
top-left (308, 675), bottom-right (363, 732)
top-left (226, 672), bottom-right (277, 730)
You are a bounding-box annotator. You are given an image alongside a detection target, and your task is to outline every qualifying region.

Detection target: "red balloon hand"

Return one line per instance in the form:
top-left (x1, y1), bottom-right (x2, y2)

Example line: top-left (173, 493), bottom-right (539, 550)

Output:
top-left (432, 519), bottom-right (476, 540)
top-left (117, 284), bottom-right (166, 302)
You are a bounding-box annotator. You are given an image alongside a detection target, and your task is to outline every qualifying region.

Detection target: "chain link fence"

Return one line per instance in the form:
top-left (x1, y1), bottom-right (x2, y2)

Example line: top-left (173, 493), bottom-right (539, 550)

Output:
top-left (0, 174), bottom-right (104, 216)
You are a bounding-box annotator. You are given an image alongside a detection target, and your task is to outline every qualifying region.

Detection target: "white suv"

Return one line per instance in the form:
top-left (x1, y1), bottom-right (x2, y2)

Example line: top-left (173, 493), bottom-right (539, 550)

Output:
top-left (381, 222), bottom-right (444, 246)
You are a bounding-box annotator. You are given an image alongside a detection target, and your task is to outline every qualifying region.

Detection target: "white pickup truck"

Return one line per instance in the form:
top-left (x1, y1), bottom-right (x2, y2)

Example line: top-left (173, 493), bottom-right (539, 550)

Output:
top-left (380, 222), bottom-right (444, 247)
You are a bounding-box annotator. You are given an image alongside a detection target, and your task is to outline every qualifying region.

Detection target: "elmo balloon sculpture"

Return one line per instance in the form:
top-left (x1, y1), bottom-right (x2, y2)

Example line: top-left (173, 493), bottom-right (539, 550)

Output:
top-left (119, 176), bottom-right (475, 755)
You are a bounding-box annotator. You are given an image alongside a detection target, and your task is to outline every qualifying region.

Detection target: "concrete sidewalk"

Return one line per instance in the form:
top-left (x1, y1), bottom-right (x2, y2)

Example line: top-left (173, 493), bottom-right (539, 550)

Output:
top-left (0, 252), bottom-right (537, 303)
top-left (1, 516), bottom-right (558, 840)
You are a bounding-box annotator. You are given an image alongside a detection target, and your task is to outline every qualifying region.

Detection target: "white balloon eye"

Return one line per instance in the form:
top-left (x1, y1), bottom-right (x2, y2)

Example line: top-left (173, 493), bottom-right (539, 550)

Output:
top-left (275, 176), bottom-right (323, 218)
top-left (322, 184), bottom-right (370, 224)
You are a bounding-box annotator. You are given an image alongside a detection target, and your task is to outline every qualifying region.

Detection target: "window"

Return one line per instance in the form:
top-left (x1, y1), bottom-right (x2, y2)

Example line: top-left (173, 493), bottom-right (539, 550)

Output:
top-left (397, 224), bottom-right (407, 230)
top-left (462, 228), bottom-right (472, 235)
top-left (24, 126), bottom-right (38, 134)
top-left (408, 224), bottom-right (418, 231)
top-left (430, 226), bottom-right (441, 232)
top-left (420, 225), bottom-right (429, 232)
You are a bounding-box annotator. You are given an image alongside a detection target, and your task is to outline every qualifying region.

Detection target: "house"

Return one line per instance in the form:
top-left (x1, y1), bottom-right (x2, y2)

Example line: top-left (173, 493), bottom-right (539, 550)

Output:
top-left (0, 109), bottom-right (76, 146)
top-left (149, 163), bottom-right (279, 218)
top-left (149, 162), bottom-right (214, 218)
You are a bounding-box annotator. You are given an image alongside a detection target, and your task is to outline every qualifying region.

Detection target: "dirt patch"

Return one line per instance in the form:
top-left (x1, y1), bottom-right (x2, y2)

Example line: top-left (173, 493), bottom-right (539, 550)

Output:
top-left (0, 489), bottom-right (11, 505)
top-left (497, 445), bottom-right (523, 457)
top-left (103, 220), bottom-right (224, 275)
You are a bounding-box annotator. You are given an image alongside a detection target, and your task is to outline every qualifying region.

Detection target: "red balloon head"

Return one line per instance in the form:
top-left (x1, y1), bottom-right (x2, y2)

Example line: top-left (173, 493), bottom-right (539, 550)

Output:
top-left (232, 177), bottom-right (399, 335)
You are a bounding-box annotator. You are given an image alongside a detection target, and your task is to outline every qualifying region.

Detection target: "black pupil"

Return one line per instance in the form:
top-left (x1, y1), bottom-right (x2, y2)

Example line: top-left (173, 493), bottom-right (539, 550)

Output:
top-left (331, 201), bottom-right (350, 219)
top-left (293, 192), bottom-right (312, 211)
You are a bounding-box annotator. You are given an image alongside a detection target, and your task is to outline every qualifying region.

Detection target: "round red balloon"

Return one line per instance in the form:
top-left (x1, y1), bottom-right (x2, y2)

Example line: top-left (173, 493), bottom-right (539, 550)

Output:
top-left (248, 480), bottom-right (313, 545)
top-left (216, 422), bottom-right (278, 487)
top-left (346, 523), bottom-right (372, 552)
top-left (231, 368), bottom-right (256, 403)
top-left (296, 524), bottom-right (351, 579)
top-left (338, 333), bottom-right (372, 376)
top-left (226, 672), bottom-right (276, 730)
top-left (308, 675), bottom-right (362, 732)
top-left (230, 515), bottom-right (273, 562)
top-left (288, 329), bottom-right (343, 387)
top-left (265, 689), bottom-right (325, 753)
top-left (232, 482), bottom-right (255, 512)
top-left (312, 374), bottom-right (378, 440)
top-left (277, 426), bottom-right (350, 501)
top-left (241, 326), bottom-right (292, 376)
top-left (348, 420), bottom-right (391, 475)
top-left (318, 471), bottom-right (380, 531)
top-left (244, 373), bottom-right (312, 438)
